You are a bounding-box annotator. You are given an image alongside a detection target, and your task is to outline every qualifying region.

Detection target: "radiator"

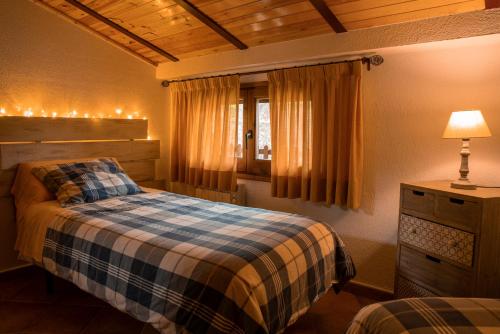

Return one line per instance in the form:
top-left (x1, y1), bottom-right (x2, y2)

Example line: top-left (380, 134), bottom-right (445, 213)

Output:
top-left (169, 182), bottom-right (246, 206)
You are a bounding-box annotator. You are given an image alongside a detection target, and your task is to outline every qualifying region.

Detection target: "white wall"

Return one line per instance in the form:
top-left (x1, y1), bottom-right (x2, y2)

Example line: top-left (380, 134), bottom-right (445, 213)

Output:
top-left (0, 0), bottom-right (167, 175)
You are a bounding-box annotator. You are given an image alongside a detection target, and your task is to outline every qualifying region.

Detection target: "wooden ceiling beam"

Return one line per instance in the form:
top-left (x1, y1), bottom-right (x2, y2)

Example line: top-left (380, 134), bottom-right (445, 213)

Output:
top-left (173, 0), bottom-right (248, 50)
top-left (308, 0), bottom-right (347, 33)
top-left (485, 0), bottom-right (500, 9)
top-left (64, 0), bottom-right (179, 62)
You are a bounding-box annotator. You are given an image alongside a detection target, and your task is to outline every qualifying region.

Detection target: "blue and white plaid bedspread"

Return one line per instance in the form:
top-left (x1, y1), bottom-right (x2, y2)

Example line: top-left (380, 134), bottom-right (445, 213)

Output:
top-left (42, 191), bottom-right (355, 334)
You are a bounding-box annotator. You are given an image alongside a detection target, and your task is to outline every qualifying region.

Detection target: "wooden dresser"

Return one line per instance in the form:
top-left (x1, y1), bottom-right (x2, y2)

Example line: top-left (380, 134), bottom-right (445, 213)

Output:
top-left (395, 181), bottom-right (500, 298)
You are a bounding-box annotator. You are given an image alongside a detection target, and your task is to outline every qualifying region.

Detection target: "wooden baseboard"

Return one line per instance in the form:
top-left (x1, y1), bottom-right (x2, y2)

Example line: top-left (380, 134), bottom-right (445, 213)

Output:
top-left (343, 281), bottom-right (394, 301)
top-left (0, 262), bottom-right (31, 274)
top-left (0, 264), bottom-right (35, 278)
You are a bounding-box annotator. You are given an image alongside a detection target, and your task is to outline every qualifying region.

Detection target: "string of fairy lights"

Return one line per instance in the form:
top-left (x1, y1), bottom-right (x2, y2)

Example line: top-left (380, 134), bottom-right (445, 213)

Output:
top-left (0, 106), bottom-right (147, 120)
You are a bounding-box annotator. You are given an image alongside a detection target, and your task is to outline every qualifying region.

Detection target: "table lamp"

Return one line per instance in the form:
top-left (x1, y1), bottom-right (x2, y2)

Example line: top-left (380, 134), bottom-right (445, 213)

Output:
top-left (442, 110), bottom-right (491, 190)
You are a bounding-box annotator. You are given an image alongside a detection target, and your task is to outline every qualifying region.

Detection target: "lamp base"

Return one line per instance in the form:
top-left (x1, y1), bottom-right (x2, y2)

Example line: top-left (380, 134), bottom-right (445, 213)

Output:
top-left (451, 179), bottom-right (477, 190)
top-left (450, 138), bottom-right (476, 190)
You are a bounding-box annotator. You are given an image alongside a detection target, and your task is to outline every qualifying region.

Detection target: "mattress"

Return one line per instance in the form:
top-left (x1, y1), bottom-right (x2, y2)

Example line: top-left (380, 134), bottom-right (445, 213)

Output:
top-left (15, 187), bottom-right (162, 263)
top-left (17, 190), bottom-right (355, 334)
top-left (346, 297), bottom-right (500, 334)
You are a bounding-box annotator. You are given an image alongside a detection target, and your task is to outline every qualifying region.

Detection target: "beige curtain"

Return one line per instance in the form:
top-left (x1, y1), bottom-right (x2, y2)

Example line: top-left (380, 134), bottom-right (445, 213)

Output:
top-left (168, 75), bottom-right (239, 192)
top-left (268, 61), bottom-right (363, 208)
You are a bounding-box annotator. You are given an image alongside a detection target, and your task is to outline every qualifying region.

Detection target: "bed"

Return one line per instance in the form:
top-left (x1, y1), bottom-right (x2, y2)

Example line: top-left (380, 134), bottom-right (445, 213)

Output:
top-left (346, 297), bottom-right (500, 334)
top-left (10, 162), bottom-right (353, 334)
top-left (1, 117), bottom-right (355, 333)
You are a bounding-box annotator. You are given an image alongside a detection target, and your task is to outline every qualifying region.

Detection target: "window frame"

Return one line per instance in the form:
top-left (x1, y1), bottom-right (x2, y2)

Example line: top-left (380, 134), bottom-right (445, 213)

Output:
top-left (237, 83), bottom-right (271, 180)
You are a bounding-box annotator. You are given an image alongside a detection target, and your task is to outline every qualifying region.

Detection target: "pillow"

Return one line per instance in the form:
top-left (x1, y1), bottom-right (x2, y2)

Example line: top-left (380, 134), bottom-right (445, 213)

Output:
top-left (11, 157), bottom-right (123, 225)
top-left (11, 161), bottom-right (55, 225)
top-left (31, 158), bottom-right (142, 206)
top-left (12, 157), bottom-right (125, 206)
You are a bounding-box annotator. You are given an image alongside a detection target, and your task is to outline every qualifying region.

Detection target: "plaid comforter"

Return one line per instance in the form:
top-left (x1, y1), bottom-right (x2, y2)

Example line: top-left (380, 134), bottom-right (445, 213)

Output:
top-left (42, 191), bottom-right (355, 334)
top-left (346, 298), bottom-right (500, 334)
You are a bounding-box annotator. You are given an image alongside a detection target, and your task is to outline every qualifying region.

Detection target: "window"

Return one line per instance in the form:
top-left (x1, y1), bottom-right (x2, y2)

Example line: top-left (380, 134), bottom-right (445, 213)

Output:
top-left (256, 98), bottom-right (271, 161)
top-left (236, 102), bottom-right (244, 159)
top-left (237, 84), bottom-right (271, 178)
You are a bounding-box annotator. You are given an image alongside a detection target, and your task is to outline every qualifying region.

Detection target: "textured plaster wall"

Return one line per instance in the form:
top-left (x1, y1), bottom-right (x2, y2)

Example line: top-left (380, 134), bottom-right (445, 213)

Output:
top-left (0, 0), bottom-right (167, 174)
top-left (239, 34), bottom-right (500, 291)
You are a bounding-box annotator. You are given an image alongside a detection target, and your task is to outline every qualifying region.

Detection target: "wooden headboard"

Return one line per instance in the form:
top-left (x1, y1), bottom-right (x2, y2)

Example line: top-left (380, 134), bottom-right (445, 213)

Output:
top-left (0, 116), bottom-right (162, 272)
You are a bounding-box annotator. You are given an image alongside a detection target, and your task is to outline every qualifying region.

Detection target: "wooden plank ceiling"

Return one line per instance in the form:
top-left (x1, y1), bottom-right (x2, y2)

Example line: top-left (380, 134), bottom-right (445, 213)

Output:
top-left (36, 0), bottom-right (488, 65)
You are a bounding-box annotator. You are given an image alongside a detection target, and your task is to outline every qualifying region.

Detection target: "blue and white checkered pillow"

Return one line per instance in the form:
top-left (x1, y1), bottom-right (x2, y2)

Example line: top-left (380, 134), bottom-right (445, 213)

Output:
top-left (32, 158), bottom-right (142, 206)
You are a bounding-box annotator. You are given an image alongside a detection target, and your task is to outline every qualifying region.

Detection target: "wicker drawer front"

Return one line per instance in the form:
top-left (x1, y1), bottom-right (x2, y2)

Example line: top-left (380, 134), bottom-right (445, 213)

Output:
top-left (396, 275), bottom-right (436, 298)
top-left (399, 214), bottom-right (474, 266)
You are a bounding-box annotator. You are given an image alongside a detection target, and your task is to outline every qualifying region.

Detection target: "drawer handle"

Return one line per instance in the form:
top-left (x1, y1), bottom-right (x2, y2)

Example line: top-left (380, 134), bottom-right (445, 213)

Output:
top-left (412, 190), bottom-right (425, 197)
top-left (425, 255), bottom-right (441, 264)
top-left (449, 197), bottom-right (465, 205)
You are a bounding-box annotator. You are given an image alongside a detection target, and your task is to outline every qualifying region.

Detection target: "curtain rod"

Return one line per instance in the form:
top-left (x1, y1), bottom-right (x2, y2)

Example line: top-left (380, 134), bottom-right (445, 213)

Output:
top-left (160, 55), bottom-right (384, 87)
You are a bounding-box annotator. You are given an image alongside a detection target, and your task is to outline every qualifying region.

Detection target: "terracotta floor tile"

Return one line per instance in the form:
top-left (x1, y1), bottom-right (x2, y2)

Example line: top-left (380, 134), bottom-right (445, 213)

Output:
top-left (24, 304), bottom-right (99, 334)
top-left (81, 306), bottom-right (145, 334)
top-left (53, 282), bottom-right (109, 308)
top-left (10, 278), bottom-right (59, 304)
top-left (355, 295), bottom-right (379, 308)
top-left (284, 292), bottom-right (370, 334)
top-left (0, 267), bottom-right (40, 301)
top-left (0, 301), bottom-right (45, 333)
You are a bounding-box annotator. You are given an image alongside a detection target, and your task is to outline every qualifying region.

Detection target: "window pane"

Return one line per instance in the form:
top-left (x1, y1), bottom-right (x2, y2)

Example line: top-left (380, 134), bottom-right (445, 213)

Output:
top-left (236, 101), bottom-right (243, 158)
top-left (256, 98), bottom-right (271, 160)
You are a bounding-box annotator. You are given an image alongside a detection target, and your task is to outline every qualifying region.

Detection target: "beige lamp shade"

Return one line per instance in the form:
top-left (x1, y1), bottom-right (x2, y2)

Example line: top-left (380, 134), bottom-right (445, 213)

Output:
top-left (442, 110), bottom-right (492, 139)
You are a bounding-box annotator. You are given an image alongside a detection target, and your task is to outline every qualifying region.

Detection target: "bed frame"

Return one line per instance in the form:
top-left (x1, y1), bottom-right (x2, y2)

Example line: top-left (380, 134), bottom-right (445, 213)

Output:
top-left (0, 116), bottom-right (162, 271)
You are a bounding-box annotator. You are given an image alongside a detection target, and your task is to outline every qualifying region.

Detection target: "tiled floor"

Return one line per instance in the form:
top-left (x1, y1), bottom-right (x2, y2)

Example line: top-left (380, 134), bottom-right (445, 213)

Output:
top-left (0, 266), bottom-right (379, 334)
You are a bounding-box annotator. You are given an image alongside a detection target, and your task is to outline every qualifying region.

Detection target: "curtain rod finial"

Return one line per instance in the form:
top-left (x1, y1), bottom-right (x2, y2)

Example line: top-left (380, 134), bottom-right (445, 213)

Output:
top-left (362, 55), bottom-right (384, 71)
top-left (161, 80), bottom-right (170, 87)
top-left (370, 55), bottom-right (384, 66)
